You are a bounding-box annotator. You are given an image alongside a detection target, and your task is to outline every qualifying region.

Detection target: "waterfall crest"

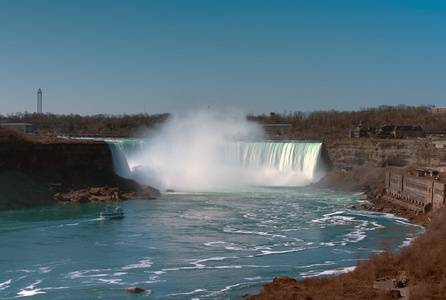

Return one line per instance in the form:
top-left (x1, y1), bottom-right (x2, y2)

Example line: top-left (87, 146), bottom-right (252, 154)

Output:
top-left (225, 142), bottom-right (322, 182)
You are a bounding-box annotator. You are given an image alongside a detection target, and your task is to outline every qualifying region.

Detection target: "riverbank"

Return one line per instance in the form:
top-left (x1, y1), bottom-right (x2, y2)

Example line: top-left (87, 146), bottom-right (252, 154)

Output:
top-left (247, 164), bottom-right (443, 299)
top-left (0, 128), bottom-right (160, 211)
top-left (312, 163), bottom-right (432, 226)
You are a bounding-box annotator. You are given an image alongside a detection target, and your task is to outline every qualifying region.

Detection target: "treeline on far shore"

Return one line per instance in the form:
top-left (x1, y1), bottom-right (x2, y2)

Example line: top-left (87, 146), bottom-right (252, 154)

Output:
top-left (1, 104), bottom-right (445, 138)
top-left (249, 104), bottom-right (445, 139)
top-left (0, 112), bottom-right (170, 137)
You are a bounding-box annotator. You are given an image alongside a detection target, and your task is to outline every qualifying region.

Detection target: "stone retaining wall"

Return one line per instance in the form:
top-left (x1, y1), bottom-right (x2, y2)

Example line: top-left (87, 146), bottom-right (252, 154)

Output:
top-left (386, 171), bottom-right (446, 209)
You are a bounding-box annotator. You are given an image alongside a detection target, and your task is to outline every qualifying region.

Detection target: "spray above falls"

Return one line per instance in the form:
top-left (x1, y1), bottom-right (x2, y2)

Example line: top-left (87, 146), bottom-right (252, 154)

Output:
top-left (109, 110), bottom-right (324, 192)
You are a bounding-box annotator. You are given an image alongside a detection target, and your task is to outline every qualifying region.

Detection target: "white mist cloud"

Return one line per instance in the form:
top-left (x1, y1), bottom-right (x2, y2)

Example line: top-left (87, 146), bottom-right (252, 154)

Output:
top-left (128, 109), bottom-right (265, 191)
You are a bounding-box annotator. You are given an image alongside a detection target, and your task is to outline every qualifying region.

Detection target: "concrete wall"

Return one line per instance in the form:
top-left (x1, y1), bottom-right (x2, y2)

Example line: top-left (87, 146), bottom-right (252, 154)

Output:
top-left (386, 172), bottom-right (403, 198)
top-left (386, 171), bottom-right (446, 209)
top-left (433, 182), bottom-right (446, 209)
top-left (402, 176), bottom-right (433, 206)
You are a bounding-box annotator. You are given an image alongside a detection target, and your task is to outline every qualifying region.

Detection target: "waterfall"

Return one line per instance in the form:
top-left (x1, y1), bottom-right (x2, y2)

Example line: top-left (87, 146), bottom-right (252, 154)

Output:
top-left (108, 139), bottom-right (324, 191)
top-left (108, 143), bottom-right (132, 179)
top-left (225, 142), bottom-right (322, 182)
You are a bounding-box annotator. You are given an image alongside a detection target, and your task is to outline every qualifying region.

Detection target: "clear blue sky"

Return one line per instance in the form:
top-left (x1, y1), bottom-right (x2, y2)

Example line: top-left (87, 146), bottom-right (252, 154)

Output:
top-left (1, 0), bottom-right (445, 116)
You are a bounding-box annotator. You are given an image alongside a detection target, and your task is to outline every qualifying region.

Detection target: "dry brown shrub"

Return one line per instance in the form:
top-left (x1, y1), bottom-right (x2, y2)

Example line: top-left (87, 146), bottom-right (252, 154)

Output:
top-left (393, 207), bottom-right (446, 283)
top-left (409, 281), bottom-right (444, 300)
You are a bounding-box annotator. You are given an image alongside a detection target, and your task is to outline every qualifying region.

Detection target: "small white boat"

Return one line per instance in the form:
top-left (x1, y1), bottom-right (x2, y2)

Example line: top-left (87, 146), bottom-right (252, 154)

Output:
top-left (100, 207), bottom-right (125, 219)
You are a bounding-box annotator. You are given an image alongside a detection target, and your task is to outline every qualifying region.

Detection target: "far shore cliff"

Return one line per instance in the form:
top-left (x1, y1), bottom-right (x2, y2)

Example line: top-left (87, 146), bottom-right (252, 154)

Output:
top-left (0, 127), bottom-right (160, 211)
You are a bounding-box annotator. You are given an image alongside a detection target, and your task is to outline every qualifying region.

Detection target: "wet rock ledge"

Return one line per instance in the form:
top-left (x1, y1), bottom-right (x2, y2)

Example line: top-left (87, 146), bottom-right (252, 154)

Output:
top-left (0, 127), bottom-right (160, 211)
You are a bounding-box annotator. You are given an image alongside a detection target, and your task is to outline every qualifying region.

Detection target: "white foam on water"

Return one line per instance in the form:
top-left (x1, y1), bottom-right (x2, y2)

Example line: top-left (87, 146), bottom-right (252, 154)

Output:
top-left (152, 270), bottom-right (165, 275)
top-left (65, 268), bottom-right (112, 279)
top-left (297, 261), bottom-right (336, 269)
top-left (121, 257), bottom-right (152, 270)
top-left (16, 289), bottom-right (46, 297)
top-left (319, 242), bottom-right (336, 247)
top-left (343, 229), bottom-right (366, 243)
top-left (14, 270), bottom-right (34, 273)
top-left (300, 266), bottom-right (356, 278)
top-left (324, 211), bottom-right (345, 217)
top-left (271, 241), bottom-right (302, 247)
top-left (332, 248), bottom-right (356, 254)
top-left (245, 276), bottom-right (263, 281)
top-left (311, 211), bottom-right (356, 225)
top-left (38, 267), bottom-right (51, 274)
top-left (188, 256), bottom-right (239, 265)
top-left (367, 221), bottom-right (384, 230)
top-left (260, 247), bottom-right (305, 255)
top-left (214, 265), bottom-right (243, 269)
top-left (168, 288), bottom-right (207, 296)
top-left (0, 279), bottom-right (12, 291)
top-left (223, 226), bottom-right (271, 236)
top-left (219, 243), bottom-right (274, 252)
top-left (271, 234), bottom-right (288, 238)
top-left (97, 278), bottom-right (123, 285)
top-left (209, 281), bottom-right (261, 297)
top-left (16, 280), bottom-right (45, 297)
top-left (204, 241), bottom-right (226, 247)
top-left (400, 236), bottom-right (419, 248)
top-left (94, 242), bottom-right (108, 246)
top-left (41, 286), bottom-right (70, 291)
top-left (148, 263), bottom-right (271, 278)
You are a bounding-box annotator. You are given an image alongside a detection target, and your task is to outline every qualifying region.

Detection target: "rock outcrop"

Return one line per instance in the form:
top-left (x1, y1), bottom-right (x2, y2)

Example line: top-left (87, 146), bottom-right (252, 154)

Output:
top-left (322, 139), bottom-right (446, 171)
top-left (123, 287), bottom-right (147, 294)
top-left (318, 138), bottom-right (446, 193)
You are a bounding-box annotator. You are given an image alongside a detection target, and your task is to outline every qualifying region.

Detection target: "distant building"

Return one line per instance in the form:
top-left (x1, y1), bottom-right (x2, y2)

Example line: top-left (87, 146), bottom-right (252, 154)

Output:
top-left (431, 106), bottom-right (446, 114)
top-left (374, 125), bottom-right (396, 139)
top-left (351, 122), bottom-right (424, 139)
top-left (37, 88), bottom-right (42, 114)
top-left (394, 125), bottom-right (424, 139)
top-left (0, 123), bottom-right (35, 133)
top-left (351, 121), bottom-right (370, 138)
top-left (375, 125), bottom-right (424, 139)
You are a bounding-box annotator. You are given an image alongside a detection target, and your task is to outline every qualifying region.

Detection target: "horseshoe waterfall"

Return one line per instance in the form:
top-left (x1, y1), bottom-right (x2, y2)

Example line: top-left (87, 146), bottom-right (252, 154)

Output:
top-left (109, 140), bottom-right (325, 191)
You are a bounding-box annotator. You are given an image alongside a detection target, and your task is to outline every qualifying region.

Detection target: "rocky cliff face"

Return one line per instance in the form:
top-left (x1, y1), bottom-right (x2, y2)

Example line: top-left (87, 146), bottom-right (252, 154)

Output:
top-left (0, 128), bottom-right (110, 172)
top-left (0, 128), bottom-right (160, 211)
top-left (313, 138), bottom-right (446, 198)
top-left (322, 139), bottom-right (446, 171)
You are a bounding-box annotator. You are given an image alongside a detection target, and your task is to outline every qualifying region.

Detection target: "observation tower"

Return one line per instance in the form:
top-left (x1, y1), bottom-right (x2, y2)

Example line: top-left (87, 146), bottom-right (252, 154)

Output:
top-left (37, 89), bottom-right (42, 114)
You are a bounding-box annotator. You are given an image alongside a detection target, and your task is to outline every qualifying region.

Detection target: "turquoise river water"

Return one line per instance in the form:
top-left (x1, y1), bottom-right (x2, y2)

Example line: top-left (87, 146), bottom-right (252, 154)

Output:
top-left (0, 187), bottom-right (421, 299)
